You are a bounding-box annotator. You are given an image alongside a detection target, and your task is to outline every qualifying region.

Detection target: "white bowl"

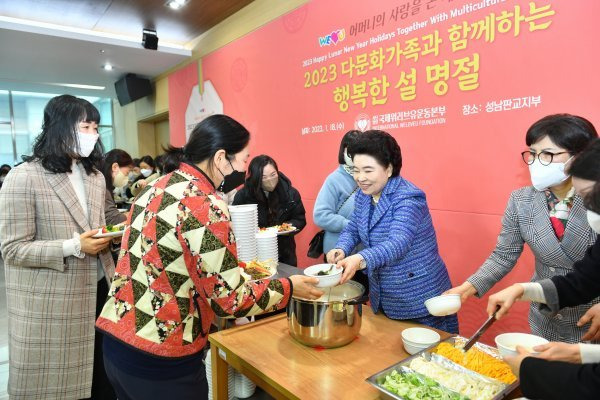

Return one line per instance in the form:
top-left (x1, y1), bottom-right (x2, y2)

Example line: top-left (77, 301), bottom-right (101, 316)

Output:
top-left (402, 327), bottom-right (441, 345)
top-left (232, 219), bottom-right (257, 224)
top-left (402, 340), bottom-right (433, 355)
top-left (258, 250), bottom-right (278, 255)
top-left (495, 333), bottom-right (549, 357)
top-left (304, 264), bottom-right (343, 288)
top-left (230, 215), bottom-right (257, 220)
top-left (232, 222), bottom-right (258, 228)
top-left (234, 231), bottom-right (258, 236)
top-left (401, 327), bottom-right (440, 355)
top-left (257, 246), bottom-right (277, 251)
top-left (234, 229), bottom-right (258, 233)
top-left (256, 239), bottom-right (277, 244)
top-left (257, 243), bottom-right (278, 248)
top-left (256, 240), bottom-right (277, 245)
top-left (424, 294), bottom-right (462, 316)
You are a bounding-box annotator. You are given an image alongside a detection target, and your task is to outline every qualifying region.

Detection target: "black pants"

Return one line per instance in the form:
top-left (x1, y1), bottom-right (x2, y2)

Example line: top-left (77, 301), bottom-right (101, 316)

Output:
top-left (82, 278), bottom-right (117, 400)
top-left (103, 346), bottom-right (208, 400)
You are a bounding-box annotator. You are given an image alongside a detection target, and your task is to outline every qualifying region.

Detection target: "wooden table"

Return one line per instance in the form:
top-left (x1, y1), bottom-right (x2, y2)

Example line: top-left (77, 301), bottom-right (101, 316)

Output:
top-left (208, 307), bottom-right (452, 400)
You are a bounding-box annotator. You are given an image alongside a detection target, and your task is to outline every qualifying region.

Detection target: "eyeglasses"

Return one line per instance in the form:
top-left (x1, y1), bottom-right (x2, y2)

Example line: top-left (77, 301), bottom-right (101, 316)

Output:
top-left (521, 150), bottom-right (569, 166)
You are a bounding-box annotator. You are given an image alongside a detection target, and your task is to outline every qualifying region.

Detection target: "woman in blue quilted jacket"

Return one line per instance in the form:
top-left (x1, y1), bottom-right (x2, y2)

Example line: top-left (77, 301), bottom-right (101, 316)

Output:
top-left (326, 130), bottom-right (458, 333)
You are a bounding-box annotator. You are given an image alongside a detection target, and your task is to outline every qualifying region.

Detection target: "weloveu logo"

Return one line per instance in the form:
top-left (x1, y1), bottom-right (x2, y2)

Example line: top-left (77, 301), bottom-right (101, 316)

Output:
top-left (318, 29), bottom-right (346, 47)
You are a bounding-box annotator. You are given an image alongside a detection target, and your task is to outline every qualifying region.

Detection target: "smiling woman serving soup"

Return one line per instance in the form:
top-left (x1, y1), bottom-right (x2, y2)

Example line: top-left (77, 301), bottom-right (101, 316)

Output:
top-left (326, 130), bottom-right (457, 333)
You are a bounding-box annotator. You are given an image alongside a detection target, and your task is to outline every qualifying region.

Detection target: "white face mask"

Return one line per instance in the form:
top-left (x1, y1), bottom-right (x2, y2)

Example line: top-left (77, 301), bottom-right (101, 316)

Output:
top-left (140, 169), bottom-right (153, 178)
top-left (262, 176), bottom-right (279, 192)
top-left (342, 149), bottom-right (354, 175)
top-left (587, 210), bottom-right (600, 234)
top-left (75, 132), bottom-right (99, 158)
top-left (528, 157), bottom-right (572, 191)
top-left (343, 149), bottom-right (353, 167)
top-left (113, 170), bottom-right (129, 188)
top-left (128, 171), bottom-right (139, 181)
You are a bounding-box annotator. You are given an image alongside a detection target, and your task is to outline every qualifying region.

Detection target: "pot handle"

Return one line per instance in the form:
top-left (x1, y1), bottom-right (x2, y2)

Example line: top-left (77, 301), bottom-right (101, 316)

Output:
top-left (345, 295), bottom-right (369, 306)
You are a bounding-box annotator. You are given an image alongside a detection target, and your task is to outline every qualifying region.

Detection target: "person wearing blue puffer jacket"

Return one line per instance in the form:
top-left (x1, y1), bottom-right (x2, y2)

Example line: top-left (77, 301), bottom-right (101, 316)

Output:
top-left (314, 130), bottom-right (361, 255)
top-left (327, 130), bottom-right (458, 333)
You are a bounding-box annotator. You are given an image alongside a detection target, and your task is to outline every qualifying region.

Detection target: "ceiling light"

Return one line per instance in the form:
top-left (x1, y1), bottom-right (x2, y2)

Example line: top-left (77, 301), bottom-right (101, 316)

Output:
top-left (46, 83), bottom-right (106, 90)
top-left (166, 0), bottom-right (187, 10)
top-left (102, 63), bottom-right (113, 71)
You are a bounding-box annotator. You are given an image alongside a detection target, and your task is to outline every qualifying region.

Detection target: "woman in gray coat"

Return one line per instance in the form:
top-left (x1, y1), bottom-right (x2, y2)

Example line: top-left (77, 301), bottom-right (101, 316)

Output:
top-left (448, 114), bottom-right (598, 343)
top-left (0, 95), bottom-right (115, 399)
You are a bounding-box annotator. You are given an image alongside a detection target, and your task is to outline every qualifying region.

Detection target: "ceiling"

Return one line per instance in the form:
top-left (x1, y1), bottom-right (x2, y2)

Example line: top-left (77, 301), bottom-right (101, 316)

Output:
top-left (0, 0), bottom-right (255, 97)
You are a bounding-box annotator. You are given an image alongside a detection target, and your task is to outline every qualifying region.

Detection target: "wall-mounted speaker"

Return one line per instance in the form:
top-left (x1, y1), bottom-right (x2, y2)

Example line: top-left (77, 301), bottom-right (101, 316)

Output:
top-left (114, 74), bottom-right (153, 106)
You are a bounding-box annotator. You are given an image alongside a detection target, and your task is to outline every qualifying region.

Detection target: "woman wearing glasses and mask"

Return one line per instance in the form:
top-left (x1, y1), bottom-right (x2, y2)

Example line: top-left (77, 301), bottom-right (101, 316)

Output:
top-left (486, 139), bottom-right (600, 400)
top-left (447, 114), bottom-right (598, 343)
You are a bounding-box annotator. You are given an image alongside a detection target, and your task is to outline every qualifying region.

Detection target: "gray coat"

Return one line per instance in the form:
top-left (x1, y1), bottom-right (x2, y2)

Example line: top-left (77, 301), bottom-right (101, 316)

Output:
top-left (468, 186), bottom-right (598, 343)
top-left (0, 161), bottom-right (114, 400)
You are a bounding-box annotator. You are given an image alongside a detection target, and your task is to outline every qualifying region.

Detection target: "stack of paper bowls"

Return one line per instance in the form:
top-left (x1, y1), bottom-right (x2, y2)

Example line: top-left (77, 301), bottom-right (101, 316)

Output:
top-left (205, 348), bottom-right (235, 400)
top-left (234, 371), bottom-right (257, 398)
top-left (255, 230), bottom-right (278, 262)
top-left (229, 204), bottom-right (258, 262)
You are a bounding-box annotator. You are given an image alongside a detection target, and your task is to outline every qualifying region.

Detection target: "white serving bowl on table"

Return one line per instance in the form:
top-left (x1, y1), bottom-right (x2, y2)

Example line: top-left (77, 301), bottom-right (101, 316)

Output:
top-left (495, 333), bottom-right (549, 357)
top-left (304, 264), bottom-right (343, 288)
top-left (401, 327), bottom-right (441, 355)
top-left (424, 294), bottom-right (462, 316)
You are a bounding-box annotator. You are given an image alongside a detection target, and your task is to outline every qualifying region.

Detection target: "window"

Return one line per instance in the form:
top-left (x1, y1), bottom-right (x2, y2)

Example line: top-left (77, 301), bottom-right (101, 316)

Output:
top-left (0, 90), bottom-right (114, 166)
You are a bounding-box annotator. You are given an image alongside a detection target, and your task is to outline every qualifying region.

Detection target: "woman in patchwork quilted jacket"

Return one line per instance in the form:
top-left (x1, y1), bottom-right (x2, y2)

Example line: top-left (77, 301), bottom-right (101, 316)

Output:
top-left (96, 114), bottom-right (323, 400)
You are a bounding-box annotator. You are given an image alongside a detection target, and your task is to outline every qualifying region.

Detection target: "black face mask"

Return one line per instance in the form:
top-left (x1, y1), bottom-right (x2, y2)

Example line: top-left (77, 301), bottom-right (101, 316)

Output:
top-left (218, 161), bottom-right (246, 193)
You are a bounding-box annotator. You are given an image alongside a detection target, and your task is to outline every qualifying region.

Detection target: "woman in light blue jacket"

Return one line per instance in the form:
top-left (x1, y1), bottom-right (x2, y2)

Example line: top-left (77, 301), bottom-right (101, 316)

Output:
top-left (314, 130), bottom-right (360, 254)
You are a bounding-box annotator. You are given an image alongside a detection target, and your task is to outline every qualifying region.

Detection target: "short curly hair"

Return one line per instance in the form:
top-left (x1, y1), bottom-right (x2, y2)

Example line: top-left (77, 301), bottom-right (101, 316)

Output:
top-left (526, 114), bottom-right (597, 154)
top-left (347, 130), bottom-right (402, 176)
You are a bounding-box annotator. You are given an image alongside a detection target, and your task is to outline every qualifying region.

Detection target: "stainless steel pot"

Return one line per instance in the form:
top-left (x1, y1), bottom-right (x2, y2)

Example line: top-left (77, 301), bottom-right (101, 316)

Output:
top-left (287, 281), bottom-right (368, 348)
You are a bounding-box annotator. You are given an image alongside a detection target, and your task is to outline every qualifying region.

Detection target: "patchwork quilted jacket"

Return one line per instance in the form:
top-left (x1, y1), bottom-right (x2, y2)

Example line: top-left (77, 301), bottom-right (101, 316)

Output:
top-left (96, 162), bottom-right (292, 357)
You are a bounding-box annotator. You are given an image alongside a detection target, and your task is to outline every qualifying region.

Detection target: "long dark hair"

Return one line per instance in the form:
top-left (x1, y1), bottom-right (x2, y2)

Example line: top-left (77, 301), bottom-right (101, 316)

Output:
top-left (23, 95), bottom-right (104, 174)
top-left (246, 155), bottom-right (280, 225)
top-left (155, 154), bottom-right (164, 175)
top-left (102, 149), bottom-right (133, 193)
top-left (568, 138), bottom-right (600, 213)
top-left (161, 148), bottom-right (182, 174)
top-left (139, 155), bottom-right (156, 170)
top-left (164, 114), bottom-right (250, 176)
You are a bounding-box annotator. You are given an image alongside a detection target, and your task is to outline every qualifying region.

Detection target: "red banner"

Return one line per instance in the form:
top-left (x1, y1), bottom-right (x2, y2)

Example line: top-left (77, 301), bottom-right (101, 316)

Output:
top-left (169, 0), bottom-right (600, 341)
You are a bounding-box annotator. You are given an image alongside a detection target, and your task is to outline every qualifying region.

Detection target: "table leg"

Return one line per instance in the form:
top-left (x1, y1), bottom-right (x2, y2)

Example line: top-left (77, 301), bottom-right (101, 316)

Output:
top-left (211, 346), bottom-right (229, 400)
